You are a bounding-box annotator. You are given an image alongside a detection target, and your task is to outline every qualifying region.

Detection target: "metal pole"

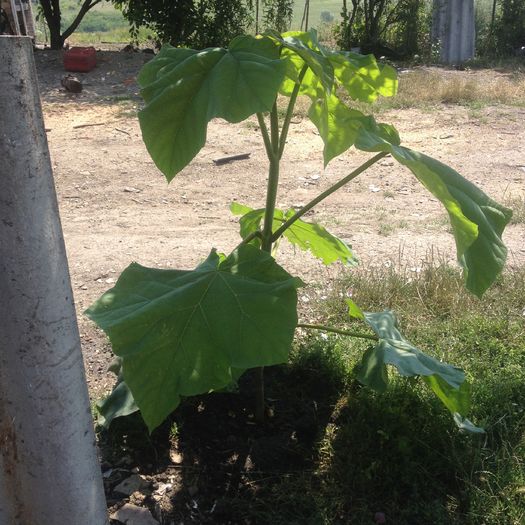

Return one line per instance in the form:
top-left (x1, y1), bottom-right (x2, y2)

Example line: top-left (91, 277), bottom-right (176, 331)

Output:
top-left (0, 36), bottom-right (108, 525)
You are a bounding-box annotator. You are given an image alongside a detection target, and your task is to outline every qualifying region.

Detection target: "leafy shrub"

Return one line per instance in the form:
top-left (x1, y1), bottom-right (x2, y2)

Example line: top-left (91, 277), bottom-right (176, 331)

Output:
top-left (87, 30), bottom-right (511, 436)
top-left (113, 0), bottom-right (252, 47)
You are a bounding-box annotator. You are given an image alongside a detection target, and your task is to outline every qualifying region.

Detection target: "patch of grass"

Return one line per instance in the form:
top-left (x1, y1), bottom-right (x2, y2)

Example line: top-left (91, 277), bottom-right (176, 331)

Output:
top-left (347, 68), bottom-right (525, 113)
top-left (378, 222), bottom-right (395, 236)
top-left (68, 27), bottom-right (154, 45)
top-left (243, 119), bottom-right (260, 131)
top-left (464, 56), bottom-right (525, 74)
top-left (110, 94), bottom-right (133, 103)
top-left (504, 195), bottom-right (525, 225)
top-left (114, 102), bottom-right (139, 119)
top-left (377, 218), bottom-right (409, 236)
top-left (289, 264), bottom-right (525, 524)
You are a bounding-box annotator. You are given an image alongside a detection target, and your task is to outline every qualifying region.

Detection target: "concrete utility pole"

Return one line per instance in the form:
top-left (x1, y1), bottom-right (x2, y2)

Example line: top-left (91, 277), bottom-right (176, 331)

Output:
top-left (0, 36), bottom-right (108, 524)
top-left (432, 0), bottom-right (475, 64)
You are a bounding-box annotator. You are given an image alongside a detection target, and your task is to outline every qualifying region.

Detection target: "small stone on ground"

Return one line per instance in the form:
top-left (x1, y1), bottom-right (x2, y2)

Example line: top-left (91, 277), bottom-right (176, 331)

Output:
top-left (111, 503), bottom-right (159, 525)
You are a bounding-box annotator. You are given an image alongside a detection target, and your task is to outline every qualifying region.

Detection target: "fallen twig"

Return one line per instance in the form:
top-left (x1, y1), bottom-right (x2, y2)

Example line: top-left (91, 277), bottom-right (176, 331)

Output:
top-left (73, 121), bottom-right (112, 129)
top-left (212, 153), bottom-right (251, 165)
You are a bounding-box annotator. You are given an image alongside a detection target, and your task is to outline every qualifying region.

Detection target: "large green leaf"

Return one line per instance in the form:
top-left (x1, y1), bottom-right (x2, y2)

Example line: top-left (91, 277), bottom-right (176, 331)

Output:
top-left (86, 246), bottom-right (302, 431)
top-left (356, 312), bottom-right (464, 391)
top-left (308, 93), bottom-right (369, 165)
top-left (267, 30), bottom-right (397, 164)
top-left (268, 29), bottom-right (334, 96)
top-left (231, 203), bottom-right (355, 265)
top-left (355, 310), bottom-right (482, 432)
top-left (355, 130), bottom-right (511, 296)
top-left (138, 35), bottom-right (286, 181)
top-left (272, 29), bottom-right (396, 102)
top-left (308, 89), bottom-right (403, 165)
top-left (327, 50), bottom-right (398, 102)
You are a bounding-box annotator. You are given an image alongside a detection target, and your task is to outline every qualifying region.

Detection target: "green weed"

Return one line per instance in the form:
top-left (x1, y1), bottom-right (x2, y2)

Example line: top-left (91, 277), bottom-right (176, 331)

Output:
top-left (505, 195), bottom-right (525, 225)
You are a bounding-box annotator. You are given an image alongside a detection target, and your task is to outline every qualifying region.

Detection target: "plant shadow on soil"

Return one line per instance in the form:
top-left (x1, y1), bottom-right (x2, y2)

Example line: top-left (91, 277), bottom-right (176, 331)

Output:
top-left (101, 349), bottom-right (347, 524)
top-left (98, 334), bottom-right (525, 525)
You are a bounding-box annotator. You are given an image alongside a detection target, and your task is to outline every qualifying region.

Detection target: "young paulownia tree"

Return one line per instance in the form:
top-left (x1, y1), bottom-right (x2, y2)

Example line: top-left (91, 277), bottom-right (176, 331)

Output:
top-left (87, 31), bottom-right (511, 434)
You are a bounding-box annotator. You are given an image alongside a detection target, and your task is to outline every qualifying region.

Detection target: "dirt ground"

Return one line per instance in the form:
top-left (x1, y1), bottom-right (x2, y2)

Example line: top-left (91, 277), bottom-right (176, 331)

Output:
top-left (34, 48), bottom-right (525, 399)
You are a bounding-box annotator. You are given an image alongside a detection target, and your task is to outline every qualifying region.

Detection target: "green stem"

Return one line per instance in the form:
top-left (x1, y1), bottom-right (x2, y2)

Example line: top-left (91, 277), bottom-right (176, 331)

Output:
top-left (261, 101), bottom-right (281, 252)
top-left (271, 152), bottom-right (388, 243)
top-left (256, 112), bottom-right (275, 161)
top-left (297, 323), bottom-right (378, 342)
top-left (256, 101), bottom-right (281, 423)
top-left (235, 230), bottom-right (262, 249)
top-left (278, 65), bottom-right (308, 159)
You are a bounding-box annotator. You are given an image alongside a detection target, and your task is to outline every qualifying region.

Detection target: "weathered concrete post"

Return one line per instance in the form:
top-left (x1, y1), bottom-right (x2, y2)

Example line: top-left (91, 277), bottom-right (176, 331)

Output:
top-left (432, 0), bottom-right (475, 64)
top-left (0, 36), bottom-right (108, 524)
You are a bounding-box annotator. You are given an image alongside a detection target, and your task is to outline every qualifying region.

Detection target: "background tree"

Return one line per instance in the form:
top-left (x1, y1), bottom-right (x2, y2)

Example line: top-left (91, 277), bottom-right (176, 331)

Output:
top-left (113, 0), bottom-right (253, 48)
top-left (261, 0), bottom-right (294, 33)
top-left (474, 0), bottom-right (525, 56)
top-left (337, 0), bottom-right (429, 58)
top-left (494, 0), bottom-right (525, 54)
top-left (38, 0), bottom-right (103, 49)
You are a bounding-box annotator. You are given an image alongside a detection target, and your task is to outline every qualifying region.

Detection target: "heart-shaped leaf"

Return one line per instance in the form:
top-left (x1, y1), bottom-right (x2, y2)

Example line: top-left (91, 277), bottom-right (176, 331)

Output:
top-left (138, 36), bottom-right (286, 181)
top-left (86, 246), bottom-right (302, 431)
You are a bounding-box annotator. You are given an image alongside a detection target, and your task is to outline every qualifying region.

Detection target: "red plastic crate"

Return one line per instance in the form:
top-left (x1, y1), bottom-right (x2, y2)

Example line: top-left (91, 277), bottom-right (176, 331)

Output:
top-left (63, 47), bottom-right (97, 73)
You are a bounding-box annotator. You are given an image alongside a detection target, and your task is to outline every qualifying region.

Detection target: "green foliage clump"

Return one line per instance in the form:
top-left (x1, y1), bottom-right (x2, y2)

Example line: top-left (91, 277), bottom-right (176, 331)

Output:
top-left (262, 0), bottom-right (294, 33)
top-left (335, 0), bottom-right (430, 58)
top-left (495, 0), bottom-right (525, 55)
top-left (476, 0), bottom-right (525, 57)
top-left (112, 0), bottom-right (252, 47)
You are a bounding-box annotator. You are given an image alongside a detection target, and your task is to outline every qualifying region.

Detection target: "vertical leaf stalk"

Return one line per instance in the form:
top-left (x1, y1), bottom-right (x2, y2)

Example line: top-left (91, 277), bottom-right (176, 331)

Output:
top-left (278, 65), bottom-right (308, 159)
top-left (255, 67), bottom-right (307, 421)
top-left (255, 101), bottom-right (281, 422)
top-left (261, 101), bottom-right (281, 251)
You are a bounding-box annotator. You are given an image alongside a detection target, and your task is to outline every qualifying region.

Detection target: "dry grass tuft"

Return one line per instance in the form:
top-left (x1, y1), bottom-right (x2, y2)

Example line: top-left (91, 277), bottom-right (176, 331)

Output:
top-left (504, 194), bottom-right (525, 225)
top-left (387, 68), bottom-right (525, 108)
